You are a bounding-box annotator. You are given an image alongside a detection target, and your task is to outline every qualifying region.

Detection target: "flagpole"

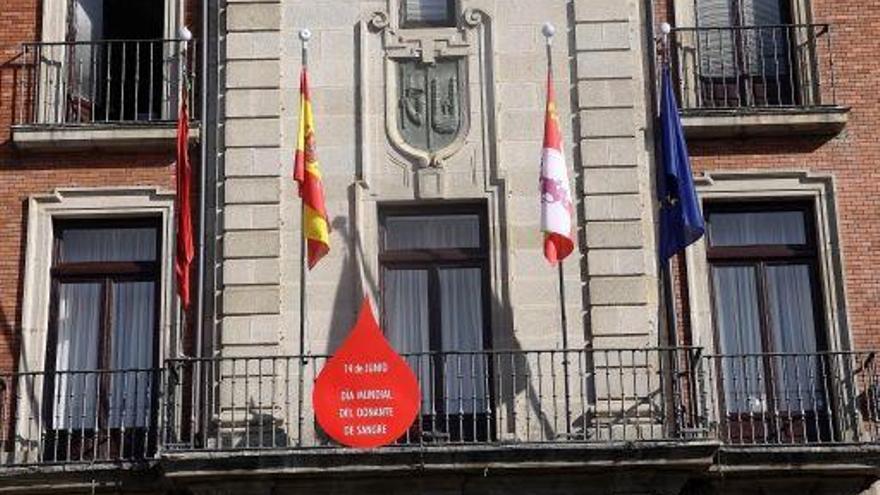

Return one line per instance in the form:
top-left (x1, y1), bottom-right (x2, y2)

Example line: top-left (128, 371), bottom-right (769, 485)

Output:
top-left (658, 22), bottom-right (684, 434)
top-left (543, 22), bottom-right (572, 437)
top-left (297, 27), bottom-right (311, 447)
top-left (658, 23), bottom-right (679, 350)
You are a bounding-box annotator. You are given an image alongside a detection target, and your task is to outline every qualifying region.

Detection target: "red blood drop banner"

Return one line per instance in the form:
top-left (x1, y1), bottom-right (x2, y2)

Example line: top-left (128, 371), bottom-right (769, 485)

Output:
top-left (313, 298), bottom-right (420, 448)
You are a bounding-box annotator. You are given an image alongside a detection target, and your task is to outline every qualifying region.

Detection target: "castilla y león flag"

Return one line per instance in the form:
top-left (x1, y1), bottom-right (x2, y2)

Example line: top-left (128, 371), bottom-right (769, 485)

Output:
top-left (540, 68), bottom-right (575, 264)
top-left (294, 67), bottom-right (330, 269)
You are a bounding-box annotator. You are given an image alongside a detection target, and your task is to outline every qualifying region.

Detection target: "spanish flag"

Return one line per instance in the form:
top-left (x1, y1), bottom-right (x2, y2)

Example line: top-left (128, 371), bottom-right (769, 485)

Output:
top-left (294, 67), bottom-right (330, 269)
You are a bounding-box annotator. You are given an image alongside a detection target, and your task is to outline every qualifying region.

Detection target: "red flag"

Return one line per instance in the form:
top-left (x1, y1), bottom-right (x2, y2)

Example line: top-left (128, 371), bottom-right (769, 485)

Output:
top-left (540, 69), bottom-right (575, 264)
top-left (175, 85), bottom-right (195, 308)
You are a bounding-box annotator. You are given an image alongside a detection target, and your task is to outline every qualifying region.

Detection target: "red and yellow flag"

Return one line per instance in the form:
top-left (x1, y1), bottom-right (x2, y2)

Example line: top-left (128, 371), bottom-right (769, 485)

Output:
top-left (294, 67), bottom-right (330, 269)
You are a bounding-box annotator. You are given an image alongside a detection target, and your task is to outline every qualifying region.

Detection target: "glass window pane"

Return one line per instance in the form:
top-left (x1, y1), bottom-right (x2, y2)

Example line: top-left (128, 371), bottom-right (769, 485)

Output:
top-left (60, 226), bottom-right (157, 263)
top-left (708, 210), bottom-right (807, 247)
top-left (712, 265), bottom-right (766, 414)
top-left (439, 268), bottom-right (486, 413)
top-left (405, 0), bottom-right (453, 24)
top-left (53, 282), bottom-right (102, 429)
top-left (765, 264), bottom-right (824, 411)
top-left (384, 270), bottom-right (431, 409)
top-left (384, 214), bottom-right (480, 250)
top-left (109, 281), bottom-right (156, 428)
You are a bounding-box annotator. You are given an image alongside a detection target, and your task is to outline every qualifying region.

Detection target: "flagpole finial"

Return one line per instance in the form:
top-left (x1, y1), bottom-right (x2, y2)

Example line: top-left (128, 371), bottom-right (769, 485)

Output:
top-left (299, 29), bottom-right (312, 42)
top-left (658, 22), bottom-right (672, 64)
top-left (541, 22), bottom-right (556, 45)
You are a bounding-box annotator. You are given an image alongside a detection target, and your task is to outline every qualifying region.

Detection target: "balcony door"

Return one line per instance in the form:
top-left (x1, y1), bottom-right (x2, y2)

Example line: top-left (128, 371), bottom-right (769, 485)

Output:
top-left (43, 219), bottom-right (161, 461)
top-left (67, 0), bottom-right (165, 122)
top-left (36, 0), bottom-right (179, 124)
top-left (706, 203), bottom-right (832, 444)
top-left (695, 0), bottom-right (797, 107)
top-left (379, 204), bottom-right (493, 443)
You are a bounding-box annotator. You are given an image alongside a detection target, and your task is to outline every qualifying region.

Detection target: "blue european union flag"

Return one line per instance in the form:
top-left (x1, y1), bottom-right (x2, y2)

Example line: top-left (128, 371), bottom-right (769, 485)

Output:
top-left (658, 66), bottom-right (705, 261)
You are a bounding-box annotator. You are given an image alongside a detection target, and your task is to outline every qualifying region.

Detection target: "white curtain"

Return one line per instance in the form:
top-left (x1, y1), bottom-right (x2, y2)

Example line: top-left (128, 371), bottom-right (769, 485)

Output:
top-left (405, 0), bottom-right (451, 23)
top-left (385, 270), bottom-right (431, 409)
top-left (766, 264), bottom-right (822, 411)
top-left (439, 268), bottom-right (487, 413)
top-left (108, 281), bottom-right (156, 428)
top-left (61, 227), bottom-right (156, 263)
top-left (384, 215), bottom-right (480, 251)
top-left (53, 282), bottom-right (102, 429)
top-left (52, 225), bottom-right (158, 430)
top-left (708, 211), bottom-right (805, 246)
top-left (712, 265), bottom-right (765, 413)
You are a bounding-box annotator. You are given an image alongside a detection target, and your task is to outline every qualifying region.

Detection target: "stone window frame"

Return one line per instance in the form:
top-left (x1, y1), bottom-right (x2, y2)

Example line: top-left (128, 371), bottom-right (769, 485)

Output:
top-left (14, 187), bottom-right (176, 462)
top-left (19, 188), bottom-right (176, 376)
top-left (671, 0), bottom-right (814, 28)
top-left (41, 0), bottom-right (184, 44)
top-left (669, 0), bottom-right (818, 111)
top-left (683, 171), bottom-right (850, 355)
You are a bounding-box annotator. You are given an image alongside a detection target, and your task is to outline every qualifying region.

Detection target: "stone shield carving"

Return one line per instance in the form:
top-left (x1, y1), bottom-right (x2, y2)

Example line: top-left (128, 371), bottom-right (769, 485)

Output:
top-left (397, 58), bottom-right (464, 155)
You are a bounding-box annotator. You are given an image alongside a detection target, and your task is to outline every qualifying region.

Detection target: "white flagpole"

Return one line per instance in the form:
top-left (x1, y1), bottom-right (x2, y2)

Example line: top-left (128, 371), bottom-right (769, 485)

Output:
top-left (296, 27), bottom-right (312, 447)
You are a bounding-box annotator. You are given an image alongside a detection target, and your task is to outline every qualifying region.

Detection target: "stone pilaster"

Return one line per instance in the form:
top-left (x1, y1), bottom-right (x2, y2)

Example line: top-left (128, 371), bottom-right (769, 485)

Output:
top-left (572, 0), bottom-right (659, 349)
top-left (220, 0), bottom-right (284, 356)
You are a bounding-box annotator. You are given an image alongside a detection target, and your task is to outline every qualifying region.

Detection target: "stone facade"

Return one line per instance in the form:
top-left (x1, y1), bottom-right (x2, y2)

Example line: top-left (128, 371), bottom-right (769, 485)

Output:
top-left (217, 0), bottom-right (659, 358)
top-left (2, 0), bottom-right (880, 492)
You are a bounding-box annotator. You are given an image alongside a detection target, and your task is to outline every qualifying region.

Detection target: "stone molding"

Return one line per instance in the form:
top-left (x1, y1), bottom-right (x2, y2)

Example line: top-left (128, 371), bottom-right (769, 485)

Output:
top-left (686, 170), bottom-right (851, 354)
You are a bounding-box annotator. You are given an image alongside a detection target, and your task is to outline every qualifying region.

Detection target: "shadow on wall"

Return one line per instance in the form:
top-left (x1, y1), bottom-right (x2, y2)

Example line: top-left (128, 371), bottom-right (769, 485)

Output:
top-left (322, 185), bottom-right (375, 355)
top-left (317, 186), bottom-right (565, 441)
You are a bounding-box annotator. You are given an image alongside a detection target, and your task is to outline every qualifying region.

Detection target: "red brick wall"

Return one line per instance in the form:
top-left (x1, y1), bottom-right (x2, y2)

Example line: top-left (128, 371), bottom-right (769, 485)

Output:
top-left (0, 0), bottom-right (201, 373)
top-left (657, 0), bottom-right (880, 351)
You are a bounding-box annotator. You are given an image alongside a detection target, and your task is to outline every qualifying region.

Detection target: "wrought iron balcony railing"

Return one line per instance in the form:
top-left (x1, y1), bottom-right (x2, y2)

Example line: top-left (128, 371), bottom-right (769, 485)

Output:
top-left (703, 351), bottom-right (880, 445)
top-left (667, 24), bottom-right (838, 111)
top-left (0, 348), bottom-right (877, 467)
top-left (162, 348), bottom-right (704, 452)
top-left (0, 368), bottom-right (160, 465)
top-left (12, 38), bottom-right (197, 126)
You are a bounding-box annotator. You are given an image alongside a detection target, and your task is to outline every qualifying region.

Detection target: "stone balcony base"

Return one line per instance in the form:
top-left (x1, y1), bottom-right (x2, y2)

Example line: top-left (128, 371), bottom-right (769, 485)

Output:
top-left (11, 123), bottom-right (201, 151)
top-left (682, 106), bottom-right (850, 139)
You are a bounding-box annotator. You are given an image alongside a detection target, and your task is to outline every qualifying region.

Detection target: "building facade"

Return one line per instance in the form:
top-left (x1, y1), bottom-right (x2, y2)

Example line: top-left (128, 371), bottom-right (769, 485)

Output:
top-left (1, 0), bottom-right (879, 493)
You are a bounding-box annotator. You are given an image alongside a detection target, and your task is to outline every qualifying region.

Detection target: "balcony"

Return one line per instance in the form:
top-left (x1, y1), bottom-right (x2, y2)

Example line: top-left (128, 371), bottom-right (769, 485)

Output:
top-left (0, 349), bottom-right (878, 479)
top-left (10, 38), bottom-right (199, 150)
top-left (668, 24), bottom-right (849, 138)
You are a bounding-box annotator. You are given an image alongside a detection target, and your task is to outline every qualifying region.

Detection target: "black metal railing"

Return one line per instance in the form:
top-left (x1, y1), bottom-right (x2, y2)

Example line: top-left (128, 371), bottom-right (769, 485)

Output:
top-left (0, 348), bottom-right (877, 467)
top-left (13, 38), bottom-right (197, 126)
top-left (162, 348), bottom-right (704, 451)
top-left (703, 351), bottom-right (879, 445)
top-left (0, 368), bottom-right (160, 465)
top-left (667, 24), bottom-right (837, 110)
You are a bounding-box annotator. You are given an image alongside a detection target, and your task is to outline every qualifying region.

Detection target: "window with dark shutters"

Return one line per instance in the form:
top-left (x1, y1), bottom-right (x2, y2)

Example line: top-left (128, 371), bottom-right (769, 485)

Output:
top-left (694, 0), bottom-right (796, 105)
top-left (402, 0), bottom-right (456, 27)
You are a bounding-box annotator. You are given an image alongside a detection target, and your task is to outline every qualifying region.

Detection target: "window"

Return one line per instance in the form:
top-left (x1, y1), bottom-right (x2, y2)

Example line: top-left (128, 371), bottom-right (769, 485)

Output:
top-left (67, 0), bottom-right (166, 122)
top-left (379, 204), bottom-right (492, 441)
top-left (706, 202), bottom-right (830, 443)
top-left (401, 0), bottom-right (457, 27)
top-left (694, 0), bottom-right (797, 106)
top-left (43, 218), bottom-right (161, 461)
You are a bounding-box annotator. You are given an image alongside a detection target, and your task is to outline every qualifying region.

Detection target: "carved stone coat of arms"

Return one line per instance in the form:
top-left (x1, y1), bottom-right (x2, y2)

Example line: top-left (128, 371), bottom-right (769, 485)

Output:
top-left (397, 59), bottom-right (463, 154)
